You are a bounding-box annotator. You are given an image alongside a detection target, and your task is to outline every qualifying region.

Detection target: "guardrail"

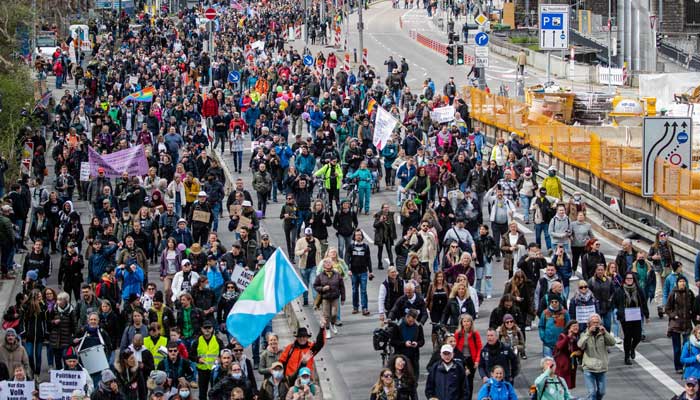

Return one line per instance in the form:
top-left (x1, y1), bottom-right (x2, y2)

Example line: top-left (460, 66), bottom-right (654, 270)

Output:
top-left (408, 29), bottom-right (448, 55)
top-left (658, 40), bottom-right (700, 71)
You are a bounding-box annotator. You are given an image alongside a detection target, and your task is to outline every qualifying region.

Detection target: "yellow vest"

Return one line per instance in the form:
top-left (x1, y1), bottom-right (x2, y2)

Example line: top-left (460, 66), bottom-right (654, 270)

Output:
top-left (196, 335), bottom-right (220, 371)
top-left (144, 336), bottom-right (168, 364)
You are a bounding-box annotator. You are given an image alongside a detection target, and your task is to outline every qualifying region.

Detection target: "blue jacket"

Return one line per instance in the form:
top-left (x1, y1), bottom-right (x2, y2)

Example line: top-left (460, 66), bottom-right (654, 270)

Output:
top-left (538, 307), bottom-right (570, 348)
top-left (477, 378), bottom-right (518, 400)
top-left (472, 132), bottom-right (485, 160)
top-left (275, 144), bottom-right (294, 169)
top-left (381, 144), bottom-right (398, 168)
top-left (88, 244), bottom-right (118, 284)
top-left (551, 253), bottom-right (573, 281)
top-left (244, 106), bottom-right (261, 127)
top-left (295, 153), bottom-right (316, 176)
top-left (664, 271), bottom-right (688, 305)
top-left (348, 168), bottom-right (373, 189)
top-left (309, 110), bottom-right (324, 130)
top-left (425, 361), bottom-right (468, 400)
top-left (116, 264), bottom-right (145, 300)
top-left (396, 163), bottom-right (416, 187)
top-left (694, 251), bottom-right (700, 285)
top-left (681, 338), bottom-right (700, 380)
top-left (172, 228), bottom-right (193, 248)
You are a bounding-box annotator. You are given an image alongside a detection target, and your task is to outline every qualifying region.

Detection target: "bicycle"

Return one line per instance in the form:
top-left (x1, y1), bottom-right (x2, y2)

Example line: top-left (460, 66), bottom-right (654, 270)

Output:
top-left (314, 178), bottom-right (331, 210)
top-left (342, 178), bottom-right (361, 214)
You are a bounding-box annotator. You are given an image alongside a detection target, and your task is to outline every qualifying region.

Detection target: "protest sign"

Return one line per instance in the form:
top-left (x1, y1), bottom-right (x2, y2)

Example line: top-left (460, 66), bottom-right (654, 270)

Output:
top-left (80, 162), bottom-right (91, 181)
top-left (231, 265), bottom-right (255, 288)
top-left (576, 305), bottom-right (596, 323)
top-left (229, 204), bottom-right (242, 217)
top-left (50, 369), bottom-right (87, 400)
top-left (0, 380), bottom-right (35, 400)
top-left (430, 105), bottom-right (456, 123)
top-left (192, 210), bottom-right (211, 223)
top-left (39, 382), bottom-right (61, 400)
top-left (88, 145), bottom-right (149, 178)
top-left (237, 215), bottom-right (252, 232)
top-left (372, 106), bottom-right (398, 150)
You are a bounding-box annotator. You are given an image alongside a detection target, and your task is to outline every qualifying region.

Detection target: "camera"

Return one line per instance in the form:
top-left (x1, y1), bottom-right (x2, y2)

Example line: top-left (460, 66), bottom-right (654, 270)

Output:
top-left (591, 327), bottom-right (600, 335)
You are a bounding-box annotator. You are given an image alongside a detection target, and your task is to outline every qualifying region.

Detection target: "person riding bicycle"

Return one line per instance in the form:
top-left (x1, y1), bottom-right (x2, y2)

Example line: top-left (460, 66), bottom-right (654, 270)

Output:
top-left (365, 148), bottom-right (382, 192)
top-left (313, 158), bottom-right (343, 214)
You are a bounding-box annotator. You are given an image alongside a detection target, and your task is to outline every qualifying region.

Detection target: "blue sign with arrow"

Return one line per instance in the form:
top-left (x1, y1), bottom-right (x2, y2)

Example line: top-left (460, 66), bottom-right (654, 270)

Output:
top-left (303, 55), bottom-right (314, 66)
top-left (475, 32), bottom-right (489, 47)
top-left (228, 71), bottom-right (240, 83)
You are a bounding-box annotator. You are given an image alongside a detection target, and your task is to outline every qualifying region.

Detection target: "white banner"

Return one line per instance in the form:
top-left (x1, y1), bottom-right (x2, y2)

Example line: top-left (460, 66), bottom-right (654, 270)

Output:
top-left (372, 106), bottom-right (398, 150)
top-left (231, 266), bottom-right (255, 288)
top-left (430, 105), bottom-right (456, 123)
top-left (0, 380), bottom-right (35, 400)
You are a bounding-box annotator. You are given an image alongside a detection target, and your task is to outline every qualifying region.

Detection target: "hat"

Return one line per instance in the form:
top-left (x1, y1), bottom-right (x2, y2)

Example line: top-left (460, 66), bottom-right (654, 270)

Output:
top-left (181, 258), bottom-right (192, 267)
top-left (98, 167), bottom-right (105, 173)
top-left (688, 377), bottom-right (698, 386)
top-left (440, 344), bottom-right (453, 354)
top-left (5, 328), bottom-right (17, 338)
top-left (406, 309), bottom-right (419, 319)
top-left (177, 218), bottom-right (187, 224)
top-left (271, 361), bottom-right (284, 369)
top-left (242, 200), bottom-right (252, 207)
top-left (202, 320), bottom-right (214, 328)
top-left (539, 187), bottom-right (547, 194)
top-left (190, 243), bottom-right (202, 254)
top-left (261, 233), bottom-right (270, 239)
top-left (101, 369), bottom-right (117, 383)
top-left (503, 314), bottom-right (514, 323)
top-left (304, 227), bottom-right (313, 236)
top-left (152, 388), bottom-right (165, 396)
top-left (147, 370), bottom-right (167, 390)
top-left (198, 191), bottom-right (207, 197)
top-left (26, 270), bottom-right (38, 281)
top-left (64, 346), bottom-right (79, 360)
top-left (298, 367), bottom-right (312, 377)
top-left (548, 165), bottom-right (557, 172)
top-left (295, 327), bottom-right (311, 337)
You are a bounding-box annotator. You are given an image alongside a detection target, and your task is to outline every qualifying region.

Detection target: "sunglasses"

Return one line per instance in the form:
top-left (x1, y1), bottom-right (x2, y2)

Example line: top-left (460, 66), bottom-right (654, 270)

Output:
top-left (450, 245), bottom-right (458, 248)
top-left (168, 349), bottom-right (179, 353)
top-left (233, 349), bottom-right (244, 353)
top-left (226, 286), bottom-right (235, 289)
top-left (505, 320), bottom-right (514, 324)
top-left (382, 373), bottom-right (393, 378)
top-left (579, 286), bottom-right (588, 289)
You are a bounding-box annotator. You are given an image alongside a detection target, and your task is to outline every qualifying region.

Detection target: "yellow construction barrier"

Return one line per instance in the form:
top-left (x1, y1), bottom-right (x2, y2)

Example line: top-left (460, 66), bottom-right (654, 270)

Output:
top-left (467, 87), bottom-right (700, 223)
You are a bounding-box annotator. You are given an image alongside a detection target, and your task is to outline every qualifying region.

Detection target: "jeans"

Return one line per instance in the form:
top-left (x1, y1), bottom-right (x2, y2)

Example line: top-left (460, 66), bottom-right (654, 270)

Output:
top-left (300, 267), bottom-right (316, 303)
top-left (476, 261), bottom-right (493, 296)
top-left (233, 151), bottom-right (243, 172)
top-left (337, 233), bottom-right (352, 262)
top-left (519, 194), bottom-right (532, 221)
top-left (25, 341), bottom-right (43, 376)
top-left (211, 202), bottom-right (221, 232)
top-left (583, 370), bottom-right (606, 400)
top-left (213, 132), bottom-right (227, 153)
top-left (534, 222), bottom-right (552, 250)
top-left (256, 191), bottom-right (269, 216)
top-left (392, 89), bottom-right (401, 106)
top-left (396, 185), bottom-right (406, 206)
top-left (297, 210), bottom-right (311, 235)
top-left (271, 181), bottom-right (279, 202)
top-left (542, 345), bottom-right (553, 357)
top-left (610, 308), bottom-right (620, 337)
top-left (351, 272), bottom-right (369, 310)
top-left (251, 322), bottom-right (273, 364)
top-left (671, 332), bottom-right (689, 371)
top-left (56, 74), bottom-right (63, 88)
top-left (358, 186), bottom-right (371, 212)
top-left (600, 311), bottom-right (612, 332)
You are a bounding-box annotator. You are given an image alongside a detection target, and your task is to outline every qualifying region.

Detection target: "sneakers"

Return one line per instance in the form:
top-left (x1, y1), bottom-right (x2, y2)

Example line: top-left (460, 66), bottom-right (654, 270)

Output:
top-left (362, 310), bottom-right (371, 316)
top-left (525, 326), bottom-right (532, 331)
top-left (615, 337), bottom-right (623, 345)
top-left (325, 329), bottom-right (332, 340)
top-left (331, 324), bottom-right (338, 334)
top-left (352, 309), bottom-right (359, 314)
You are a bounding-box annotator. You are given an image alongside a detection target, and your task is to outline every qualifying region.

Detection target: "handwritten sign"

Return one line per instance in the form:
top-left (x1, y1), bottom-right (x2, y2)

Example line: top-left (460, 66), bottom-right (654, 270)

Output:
top-left (50, 369), bottom-right (87, 400)
top-left (231, 265), bottom-right (255, 288)
top-left (576, 305), bottom-right (596, 323)
top-left (0, 380), bottom-right (35, 400)
top-left (624, 307), bottom-right (642, 321)
top-left (192, 210), bottom-right (211, 223)
top-left (237, 215), bottom-right (252, 232)
top-left (430, 105), bottom-right (456, 123)
top-left (80, 162), bottom-right (91, 182)
top-left (88, 145), bottom-right (149, 178)
top-left (229, 204), bottom-right (242, 217)
top-left (39, 382), bottom-right (61, 400)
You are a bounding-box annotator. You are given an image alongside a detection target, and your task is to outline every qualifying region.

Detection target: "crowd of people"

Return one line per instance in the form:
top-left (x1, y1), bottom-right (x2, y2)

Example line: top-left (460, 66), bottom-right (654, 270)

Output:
top-left (0, 1), bottom-right (699, 400)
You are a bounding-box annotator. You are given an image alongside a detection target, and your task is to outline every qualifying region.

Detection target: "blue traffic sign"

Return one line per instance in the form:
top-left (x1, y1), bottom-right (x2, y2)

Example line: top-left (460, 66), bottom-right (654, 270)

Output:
top-left (475, 32), bottom-right (489, 47)
top-left (541, 13), bottom-right (564, 30)
top-left (303, 55), bottom-right (314, 66)
top-left (228, 71), bottom-right (240, 83)
top-left (678, 131), bottom-right (689, 144)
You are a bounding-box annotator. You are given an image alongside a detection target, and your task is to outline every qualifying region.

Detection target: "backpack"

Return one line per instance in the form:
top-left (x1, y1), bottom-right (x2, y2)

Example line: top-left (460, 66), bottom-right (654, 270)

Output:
top-left (532, 376), bottom-right (565, 400)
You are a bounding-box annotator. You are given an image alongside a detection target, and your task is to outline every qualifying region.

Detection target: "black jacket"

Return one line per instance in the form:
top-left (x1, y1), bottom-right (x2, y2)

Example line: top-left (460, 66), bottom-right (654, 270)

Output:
top-left (333, 209), bottom-right (358, 236)
top-left (348, 241), bottom-right (372, 274)
top-left (388, 294), bottom-right (429, 324)
top-left (478, 341), bottom-right (519, 382)
top-left (440, 297), bottom-right (477, 328)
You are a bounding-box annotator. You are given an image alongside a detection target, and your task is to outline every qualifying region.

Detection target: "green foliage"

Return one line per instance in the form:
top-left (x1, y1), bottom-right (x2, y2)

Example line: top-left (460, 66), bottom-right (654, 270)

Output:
top-left (0, 70), bottom-right (35, 183)
top-left (509, 36), bottom-right (539, 45)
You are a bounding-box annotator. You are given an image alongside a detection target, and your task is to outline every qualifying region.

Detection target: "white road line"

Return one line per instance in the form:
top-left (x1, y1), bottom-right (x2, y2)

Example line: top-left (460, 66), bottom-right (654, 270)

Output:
top-left (615, 343), bottom-right (684, 395)
top-left (361, 229), bottom-right (375, 244)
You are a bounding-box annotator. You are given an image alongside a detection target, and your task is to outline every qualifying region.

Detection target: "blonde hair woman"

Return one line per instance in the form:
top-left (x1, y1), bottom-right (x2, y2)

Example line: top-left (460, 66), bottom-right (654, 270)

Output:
top-left (369, 368), bottom-right (397, 400)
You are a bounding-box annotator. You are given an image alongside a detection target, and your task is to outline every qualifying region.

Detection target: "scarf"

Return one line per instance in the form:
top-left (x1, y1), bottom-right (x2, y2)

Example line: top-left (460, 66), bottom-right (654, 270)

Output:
top-left (623, 284), bottom-right (639, 308)
top-left (222, 290), bottom-right (239, 301)
top-left (690, 334), bottom-right (700, 349)
top-left (575, 289), bottom-right (593, 303)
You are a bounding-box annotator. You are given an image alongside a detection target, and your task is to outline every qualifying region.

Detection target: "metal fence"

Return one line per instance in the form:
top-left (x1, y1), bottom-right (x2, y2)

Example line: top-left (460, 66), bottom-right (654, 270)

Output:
top-left (467, 87), bottom-right (700, 223)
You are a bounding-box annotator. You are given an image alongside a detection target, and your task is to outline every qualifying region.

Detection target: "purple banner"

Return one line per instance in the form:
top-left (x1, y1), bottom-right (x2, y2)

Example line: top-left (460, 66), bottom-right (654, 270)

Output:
top-left (88, 145), bottom-right (149, 178)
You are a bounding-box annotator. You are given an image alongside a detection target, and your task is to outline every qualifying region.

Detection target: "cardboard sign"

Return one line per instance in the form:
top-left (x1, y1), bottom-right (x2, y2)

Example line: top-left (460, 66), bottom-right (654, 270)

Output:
top-left (430, 105), bottom-right (456, 123)
top-left (192, 210), bottom-right (211, 223)
top-left (231, 265), bottom-right (255, 288)
top-left (79, 161), bottom-right (91, 181)
top-left (0, 380), bottom-right (35, 400)
top-left (229, 204), bottom-right (242, 217)
top-left (237, 215), bottom-right (252, 232)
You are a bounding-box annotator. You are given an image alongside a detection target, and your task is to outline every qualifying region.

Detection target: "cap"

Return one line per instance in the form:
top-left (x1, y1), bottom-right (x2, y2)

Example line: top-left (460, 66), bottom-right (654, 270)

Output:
top-left (271, 361), bottom-right (284, 369)
top-left (198, 191), bottom-right (207, 197)
top-left (503, 314), bottom-right (514, 322)
top-left (688, 377), bottom-right (698, 386)
top-left (304, 227), bottom-right (313, 235)
top-left (98, 167), bottom-right (105, 173)
top-left (440, 344), bottom-right (453, 354)
top-left (539, 187), bottom-right (547, 194)
top-left (5, 328), bottom-right (17, 338)
top-left (207, 254), bottom-right (217, 261)
top-left (101, 369), bottom-right (117, 383)
top-left (261, 233), bottom-right (270, 239)
top-left (181, 259), bottom-right (192, 267)
top-left (152, 388), bottom-right (165, 395)
top-left (177, 218), bottom-right (187, 224)
top-left (242, 200), bottom-right (252, 207)
top-left (202, 320), bottom-right (214, 328)
top-left (295, 327), bottom-right (311, 337)
top-left (27, 270), bottom-right (38, 281)
top-left (298, 367), bottom-right (312, 377)
top-left (548, 165), bottom-right (557, 172)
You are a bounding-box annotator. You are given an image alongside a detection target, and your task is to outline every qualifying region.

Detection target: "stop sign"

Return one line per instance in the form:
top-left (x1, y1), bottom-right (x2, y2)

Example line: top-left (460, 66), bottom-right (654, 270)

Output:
top-left (204, 8), bottom-right (217, 20)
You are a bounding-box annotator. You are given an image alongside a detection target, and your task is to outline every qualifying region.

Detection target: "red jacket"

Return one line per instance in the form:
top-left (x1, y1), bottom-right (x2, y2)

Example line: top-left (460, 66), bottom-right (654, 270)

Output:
top-left (201, 97), bottom-right (219, 118)
top-left (327, 55), bottom-right (337, 69)
top-left (53, 60), bottom-right (64, 76)
top-left (229, 118), bottom-right (248, 134)
top-left (455, 330), bottom-right (483, 364)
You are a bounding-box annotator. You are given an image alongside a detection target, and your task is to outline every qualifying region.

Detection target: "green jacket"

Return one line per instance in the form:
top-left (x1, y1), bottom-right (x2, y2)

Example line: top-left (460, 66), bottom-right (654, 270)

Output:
top-left (577, 329), bottom-right (615, 373)
top-left (314, 163), bottom-right (344, 190)
top-left (534, 370), bottom-right (571, 400)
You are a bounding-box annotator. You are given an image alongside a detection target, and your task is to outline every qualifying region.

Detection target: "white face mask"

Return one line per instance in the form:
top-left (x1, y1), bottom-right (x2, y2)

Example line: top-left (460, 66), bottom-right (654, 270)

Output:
top-left (272, 370), bottom-right (284, 379)
top-left (179, 390), bottom-right (190, 398)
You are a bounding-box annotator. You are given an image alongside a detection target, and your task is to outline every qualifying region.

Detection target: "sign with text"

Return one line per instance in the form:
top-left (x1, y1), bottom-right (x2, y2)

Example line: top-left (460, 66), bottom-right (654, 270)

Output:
top-left (88, 145), bottom-right (149, 178)
top-left (430, 105), bottom-right (456, 123)
top-left (50, 369), bottom-right (87, 400)
top-left (231, 265), bottom-right (255, 288)
top-left (372, 106), bottom-right (398, 150)
top-left (80, 162), bottom-right (91, 181)
top-left (0, 380), bottom-right (35, 400)
top-left (539, 4), bottom-right (569, 50)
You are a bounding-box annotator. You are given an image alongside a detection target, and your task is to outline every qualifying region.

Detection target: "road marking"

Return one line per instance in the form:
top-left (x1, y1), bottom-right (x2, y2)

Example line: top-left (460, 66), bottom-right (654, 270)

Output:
top-left (361, 229), bottom-right (375, 244)
top-left (615, 343), bottom-right (684, 395)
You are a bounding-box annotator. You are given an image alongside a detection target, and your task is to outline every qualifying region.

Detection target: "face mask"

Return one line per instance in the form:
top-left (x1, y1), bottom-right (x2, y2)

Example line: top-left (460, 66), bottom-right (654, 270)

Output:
top-left (272, 370), bottom-right (284, 379)
top-left (548, 171), bottom-right (556, 177)
top-left (232, 373), bottom-right (242, 380)
top-left (574, 195), bottom-right (581, 201)
top-left (660, 238), bottom-right (666, 243)
top-left (300, 378), bottom-right (311, 386)
top-left (179, 390), bottom-right (190, 398)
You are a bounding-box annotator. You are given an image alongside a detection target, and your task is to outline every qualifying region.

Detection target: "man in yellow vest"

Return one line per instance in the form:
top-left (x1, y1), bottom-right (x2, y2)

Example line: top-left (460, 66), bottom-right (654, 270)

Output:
top-left (189, 320), bottom-right (224, 400)
top-left (144, 322), bottom-right (168, 367)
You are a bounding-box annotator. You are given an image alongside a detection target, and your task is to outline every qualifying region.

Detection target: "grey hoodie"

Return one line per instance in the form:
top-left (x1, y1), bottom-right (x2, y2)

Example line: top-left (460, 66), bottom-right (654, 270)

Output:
top-left (570, 220), bottom-right (594, 247)
top-left (548, 214), bottom-right (571, 245)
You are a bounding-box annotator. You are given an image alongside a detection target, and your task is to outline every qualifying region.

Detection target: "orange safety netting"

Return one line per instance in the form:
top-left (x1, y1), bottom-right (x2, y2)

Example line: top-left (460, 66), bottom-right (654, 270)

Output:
top-left (466, 87), bottom-right (700, 223)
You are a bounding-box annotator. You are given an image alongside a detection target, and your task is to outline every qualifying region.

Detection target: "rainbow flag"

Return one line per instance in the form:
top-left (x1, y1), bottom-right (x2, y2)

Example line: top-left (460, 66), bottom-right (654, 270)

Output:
top-left (366, 98), bottom-right (377, 114)
top-left (122, 86), bottom-right (155, 103)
